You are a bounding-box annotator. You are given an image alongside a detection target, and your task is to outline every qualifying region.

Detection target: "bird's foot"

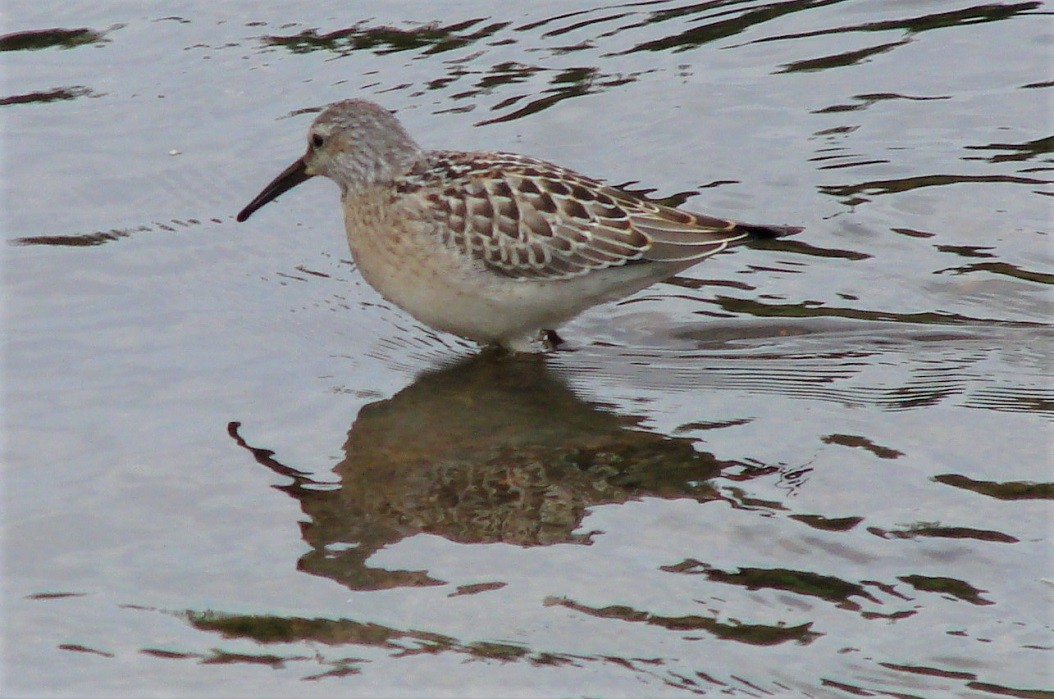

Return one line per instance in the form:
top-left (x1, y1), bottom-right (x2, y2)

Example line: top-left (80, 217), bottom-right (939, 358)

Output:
top-left (485, 329), bottom-right (566, 355)
top-left (540, 329), bottom-right (565, 351)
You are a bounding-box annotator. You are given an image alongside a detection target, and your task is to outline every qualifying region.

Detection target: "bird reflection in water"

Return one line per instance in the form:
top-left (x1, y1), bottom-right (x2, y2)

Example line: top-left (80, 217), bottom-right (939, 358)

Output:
top-left (229, 353), bottom-right (742, 591)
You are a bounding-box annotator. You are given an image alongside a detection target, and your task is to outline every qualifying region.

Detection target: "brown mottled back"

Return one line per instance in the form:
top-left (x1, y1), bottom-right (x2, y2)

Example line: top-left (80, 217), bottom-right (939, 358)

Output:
top-left (398, 151), bottom-right (796, 281)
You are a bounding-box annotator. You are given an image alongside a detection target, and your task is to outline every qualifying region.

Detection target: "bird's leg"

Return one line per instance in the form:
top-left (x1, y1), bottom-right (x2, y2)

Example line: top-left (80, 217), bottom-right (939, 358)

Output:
top-left (541, 329), bottom-right (565, 350)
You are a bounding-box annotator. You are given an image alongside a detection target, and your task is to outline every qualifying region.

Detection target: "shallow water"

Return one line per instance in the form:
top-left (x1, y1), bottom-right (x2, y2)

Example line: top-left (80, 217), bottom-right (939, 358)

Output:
top-left (3, 1), bottom-right (1052, 696)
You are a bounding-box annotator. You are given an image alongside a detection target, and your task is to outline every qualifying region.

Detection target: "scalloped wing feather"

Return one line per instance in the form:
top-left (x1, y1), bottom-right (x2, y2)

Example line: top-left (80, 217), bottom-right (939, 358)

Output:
top-left (401, 151), bottom-right (785, 280)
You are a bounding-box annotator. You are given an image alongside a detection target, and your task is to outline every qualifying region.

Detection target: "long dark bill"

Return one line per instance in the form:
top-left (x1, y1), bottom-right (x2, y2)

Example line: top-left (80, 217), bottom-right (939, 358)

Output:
top-left (236, 157), bottom-right (312, 222)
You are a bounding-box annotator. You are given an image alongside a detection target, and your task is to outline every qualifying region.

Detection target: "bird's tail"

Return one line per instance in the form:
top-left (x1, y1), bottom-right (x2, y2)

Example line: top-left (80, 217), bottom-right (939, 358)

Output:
top-left (737, 223), bottom-right (803, 241)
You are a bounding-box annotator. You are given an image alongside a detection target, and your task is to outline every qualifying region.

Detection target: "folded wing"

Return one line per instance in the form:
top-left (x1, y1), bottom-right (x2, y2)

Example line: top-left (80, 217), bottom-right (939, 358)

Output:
top-left (407, 151), bottom-right (798, 280)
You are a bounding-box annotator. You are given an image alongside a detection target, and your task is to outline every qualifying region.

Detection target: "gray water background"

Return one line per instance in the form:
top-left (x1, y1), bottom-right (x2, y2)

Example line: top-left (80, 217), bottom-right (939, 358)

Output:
top-left (3, 1), bottom-right (1052, 696)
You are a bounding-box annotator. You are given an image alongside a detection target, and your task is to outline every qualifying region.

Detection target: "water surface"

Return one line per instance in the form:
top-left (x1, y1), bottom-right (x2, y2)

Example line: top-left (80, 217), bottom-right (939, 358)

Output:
top-left (3, 1), bottom-right (1052, 696)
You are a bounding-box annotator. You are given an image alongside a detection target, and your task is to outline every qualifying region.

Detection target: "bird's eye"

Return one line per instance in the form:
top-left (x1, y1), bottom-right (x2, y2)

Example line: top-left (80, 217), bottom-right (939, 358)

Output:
top-left (311, 133), bottom-right (324, 148)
